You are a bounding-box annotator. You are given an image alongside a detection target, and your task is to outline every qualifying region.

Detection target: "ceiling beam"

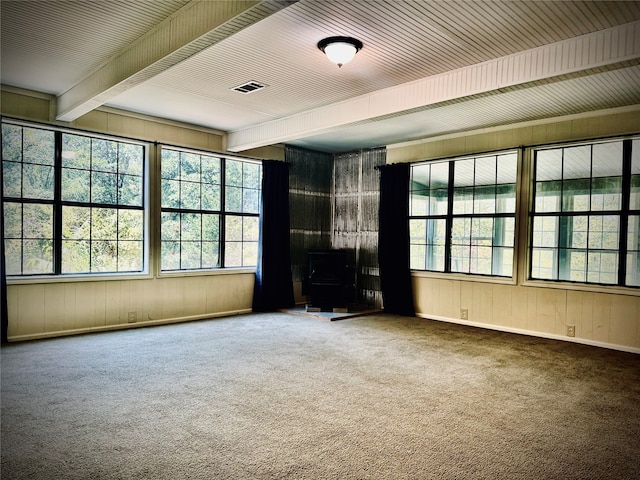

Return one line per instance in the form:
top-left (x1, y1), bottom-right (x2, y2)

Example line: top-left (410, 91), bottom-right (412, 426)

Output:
top-left (227, 20), bottom-right (640, 152)
top-left (56, 0), bottom-right (296, 122)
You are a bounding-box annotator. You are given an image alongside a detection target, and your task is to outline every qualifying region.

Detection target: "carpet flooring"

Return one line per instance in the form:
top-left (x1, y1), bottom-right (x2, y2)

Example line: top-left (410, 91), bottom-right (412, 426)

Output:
top-left (2, 312), bottom-right (639, 479)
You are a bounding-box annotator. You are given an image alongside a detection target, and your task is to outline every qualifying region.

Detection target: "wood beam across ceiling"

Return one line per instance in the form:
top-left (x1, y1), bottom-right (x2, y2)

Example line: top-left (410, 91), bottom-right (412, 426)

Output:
top-left (56, 0), bottom-right (297, 122)
top-left (226, 21), bottom-right (640, 152)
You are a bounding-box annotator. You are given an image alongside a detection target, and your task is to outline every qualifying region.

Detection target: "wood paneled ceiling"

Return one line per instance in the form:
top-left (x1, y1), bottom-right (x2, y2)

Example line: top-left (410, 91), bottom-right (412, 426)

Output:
top-left (2, 0), bottom-right (639, 153)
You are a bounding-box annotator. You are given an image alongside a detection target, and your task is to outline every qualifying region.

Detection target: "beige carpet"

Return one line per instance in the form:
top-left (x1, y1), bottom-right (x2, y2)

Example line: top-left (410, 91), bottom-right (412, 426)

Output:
top-left (2, 312), bottom-right (639, 479)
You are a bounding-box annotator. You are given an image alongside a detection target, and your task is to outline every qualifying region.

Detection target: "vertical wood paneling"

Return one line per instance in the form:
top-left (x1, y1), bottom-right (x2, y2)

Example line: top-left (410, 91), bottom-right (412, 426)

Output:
top-left (592, 293), bottom-right (611, 342)
top-left (17, 285), bottom-right (45, 336)
top-left (44, 284), bottom-right (65, 333)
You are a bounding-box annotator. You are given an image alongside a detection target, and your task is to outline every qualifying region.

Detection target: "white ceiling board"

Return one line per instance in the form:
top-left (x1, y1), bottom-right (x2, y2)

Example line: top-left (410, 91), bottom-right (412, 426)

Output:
top-left (2, 0), bottom-right (640, 154)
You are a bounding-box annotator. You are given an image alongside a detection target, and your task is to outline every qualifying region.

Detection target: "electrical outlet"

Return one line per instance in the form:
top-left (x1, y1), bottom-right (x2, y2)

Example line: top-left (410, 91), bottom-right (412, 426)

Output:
top-left (128, 311), bottom-right (137, 323)
top-left (567, 325), bottom-right (575, 337)
top-left (460, 308), bottom-right (468, 320)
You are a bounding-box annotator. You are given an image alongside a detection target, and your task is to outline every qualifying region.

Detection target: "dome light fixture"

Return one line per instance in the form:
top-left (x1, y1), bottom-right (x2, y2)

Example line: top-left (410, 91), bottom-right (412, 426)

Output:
top-left (317, 36), bottom-right (363, 68)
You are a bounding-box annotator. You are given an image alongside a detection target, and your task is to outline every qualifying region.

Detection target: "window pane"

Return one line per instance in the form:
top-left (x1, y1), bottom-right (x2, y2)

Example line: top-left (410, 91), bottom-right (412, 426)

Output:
top-left (243, 163), bottom-right (261, 189)
top-left (429, 189), bottom-right (448, 215)
top-left (201, 156), bottom-right (221, 185)
top-left (118, 241), bottom-right (143, 271)
top-left (563, 145), bottom-right (591, 178)
top-left (493, 247), bottom-right (513, 277)
top-left (62, 168), bottom-right (90, 202)
top-left (203, 242), bottom-right (220, 268)
top-left (626, 252), bottom-right (640, 287)
top-left (226, 160), bottom-right (243, 187)
top-left (62, 240), bottom-right (90, 274)
top-left (494, 217), bottom-right (515, 247)
top-left (410, 244), bottom-right (426, 270)
top-left (592, 141), bottom-right (622, 177)
top-left (531, 248), bottom-right (556, 279)
top-left (226, 186), bottom-right (243, 212)
top-left (536, 149), bottom-right (562, 181)
top-left (410, 189), bottom-right (429, 216)
top-left (474, 156), bottom-right (496, 185)
top-left (453, 186), bottom-right (473, 214)
top-left (496, 153), bottom-right (517, 184)
top-left (3, 202), bottom-right (22, 238)
top-left (430, 162), bottom-right (449, 189)
top-left (535, 181), bottom-right (561, 212)
top-left (532, 216), bottom-right (558, 247)
top-left (225, 215), bottom-right (242, 241)
top-left (202, 214), bottom-right (220, 242)
top-left (5, 239), bottom-right (22, 275)
top-left (496, 184), bottom-right (516, 213)
top-left (181, 241), bottom-right (201, 270)
top-left (474, 185), bottom-right (495, 214)
top-left (451, 218), bottom-right (471, 245)
top-left (118, 210), bottom-right (143, 241)
top-left (243, 217), bottom-right (259, 242)
top-left (161, 179), bottom-right (180, 208)
top-left (588, 215), bottom-right (619, 250)
top-left (202, 184), bottom-right (221, 211)
top-left (118, 174), bottom-right (143, 207)
top-left (587, 251), bottom-right (618, 284)
top-left (470, 246), bottom-right (492, 274)
top-left (23, 127), bottom-right (54, 165)
top-left (2, 161), bottom-right (21, 197)
top-left (2, 124), bottom-right (22, 161)
top-left (559, 249), bottom-right (586, 282)
top-left (181, 213), bottom-right (201, 241)
top-left (454, 159), bottom-right (474, 187)
top-left (180, 181), bottom-right (201, 210)
top-left (62, 134), bottom-right (91, 169)
top-left (162, 149), bottom-right (180, 179)
top-left (471, 218), bottom-right (493, 246)
top-left (450, 245), bottom-right (470, 273)
top-left (23, 164), bottom-right (54, 199)
top-left (243, 188), bottom-right (260, 214)
top-left (161, 241), bottom-right (180, 270)
top-left (62, 206), bottom-right (91, 240)
top-left (23, 203), bottom-right (53, 239)
top-left (225, 242), bottom-right (242, 267)
top-left (23, 239), bottom-right (53, 274)
top-left (243, 241), bottom-right (258, 266)
top-left (91, 139), bottom-right (118, 172)
top-left (411, 164), bottom-right (430, 190)
top-left (591, 177), bottom-right (621, 211)
top-left (91, 208), bottom-right (117, 240)
top-left (629, 176), bottom-right (640, 210)
top-left (180, 152), bottom-right (200, 182)
top-left (119, 143), bottom-right (143, 176)
top-left (562, 179), bottom-right (590, 211)
top-left (91, 171), bottom-right (117, 204)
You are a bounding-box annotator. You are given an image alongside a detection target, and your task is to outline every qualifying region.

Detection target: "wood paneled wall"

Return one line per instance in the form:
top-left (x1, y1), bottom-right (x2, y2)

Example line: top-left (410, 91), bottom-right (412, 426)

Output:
top-left (390, 106), bottom-right (640, 353)
top-left (2, 87), bottom-right (277, 341)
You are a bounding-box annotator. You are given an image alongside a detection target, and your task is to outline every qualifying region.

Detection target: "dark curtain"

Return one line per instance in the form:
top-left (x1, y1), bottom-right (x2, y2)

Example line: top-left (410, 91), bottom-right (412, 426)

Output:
top-left (1, 198), bottom-right (8, 343)
top-left (252, 160), bottom-right (294, 311)
top-left (378, 163), bottom-right (415, 316)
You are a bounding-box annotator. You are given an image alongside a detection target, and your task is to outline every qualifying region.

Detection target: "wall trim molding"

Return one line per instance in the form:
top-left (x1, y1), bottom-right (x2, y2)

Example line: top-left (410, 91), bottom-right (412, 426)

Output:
top-left (415, 312), bottom-right (640, 355)
top-left (7, 309), bottom-right (253, 343)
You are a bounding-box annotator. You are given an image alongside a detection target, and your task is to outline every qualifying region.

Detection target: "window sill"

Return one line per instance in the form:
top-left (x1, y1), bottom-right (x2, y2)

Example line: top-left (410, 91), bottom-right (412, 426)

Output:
top-left (156, 268), bottom-right (256, 279)
top-left (411, 270), bottom-right (517, 285)
top-left (6, 272), bottom-right (153, 285)
top-left (521, 279), bottom-right (640, 297)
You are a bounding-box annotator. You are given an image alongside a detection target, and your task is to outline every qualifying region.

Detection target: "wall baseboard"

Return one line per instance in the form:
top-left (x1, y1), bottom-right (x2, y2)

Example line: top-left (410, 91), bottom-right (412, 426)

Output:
top-left (7, 309), bottom-right (253, 343)
top-left (415, 312), bottom-right (640, 355)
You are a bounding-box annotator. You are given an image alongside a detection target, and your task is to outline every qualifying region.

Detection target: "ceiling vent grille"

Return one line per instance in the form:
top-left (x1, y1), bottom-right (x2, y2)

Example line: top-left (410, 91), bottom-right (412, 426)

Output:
top-left (232, 81), bottom-right (266, 94)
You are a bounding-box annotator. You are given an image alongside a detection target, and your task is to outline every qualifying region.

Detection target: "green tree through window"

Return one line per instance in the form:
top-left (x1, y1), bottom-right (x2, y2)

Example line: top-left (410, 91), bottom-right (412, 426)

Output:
top-left (2, 122), bottom-right (146, 276)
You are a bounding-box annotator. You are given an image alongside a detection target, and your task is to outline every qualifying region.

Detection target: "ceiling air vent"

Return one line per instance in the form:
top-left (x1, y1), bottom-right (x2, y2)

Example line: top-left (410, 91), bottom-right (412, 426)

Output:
top-left (232, 81), bottom-right (266, 94)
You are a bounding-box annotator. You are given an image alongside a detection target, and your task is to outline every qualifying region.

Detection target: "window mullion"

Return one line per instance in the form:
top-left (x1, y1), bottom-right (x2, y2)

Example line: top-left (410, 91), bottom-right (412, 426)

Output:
top-left (53, 130), bottom-right (63, 275)
top-left (220, 158), bottom-right (226, 267)
top-left (618, 139), bottom-right (632, 285)
top-left (444, 161), bottom-right (454, 273)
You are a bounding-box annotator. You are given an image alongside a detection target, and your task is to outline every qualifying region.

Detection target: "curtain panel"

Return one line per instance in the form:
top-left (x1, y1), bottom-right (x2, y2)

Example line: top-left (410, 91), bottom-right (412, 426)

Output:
top-left (252, 160), bottom-right (294, 311)
top-left (378, 163), bottom-right (415, 316)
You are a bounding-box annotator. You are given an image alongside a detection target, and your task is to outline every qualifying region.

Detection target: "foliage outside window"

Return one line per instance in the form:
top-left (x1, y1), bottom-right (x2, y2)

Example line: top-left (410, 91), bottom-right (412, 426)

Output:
top-left (160, 147), bottom-right (261, 271)
top-left (531, 138), bottom-right (640, 287)
top-left (409, 152), bottom-right (518, 277)
top-left (2, 121), bottom-right (146, 276)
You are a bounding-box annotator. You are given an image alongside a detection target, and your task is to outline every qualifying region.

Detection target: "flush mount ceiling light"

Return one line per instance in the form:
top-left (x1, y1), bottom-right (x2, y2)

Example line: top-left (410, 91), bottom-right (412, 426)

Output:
top-left (317, 36), bottom-right (363, 68)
